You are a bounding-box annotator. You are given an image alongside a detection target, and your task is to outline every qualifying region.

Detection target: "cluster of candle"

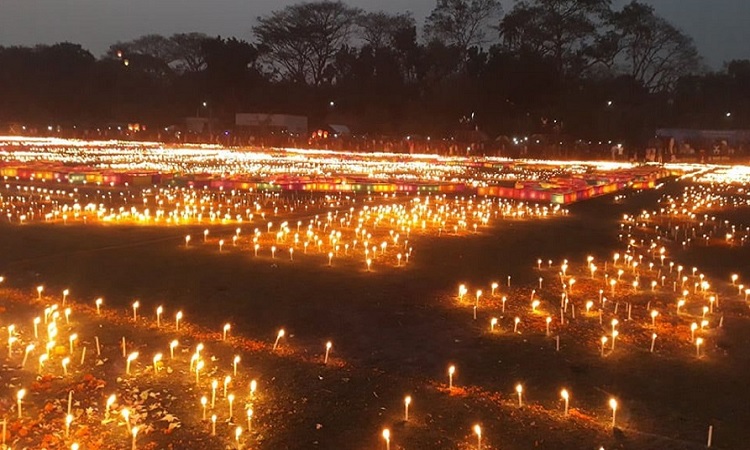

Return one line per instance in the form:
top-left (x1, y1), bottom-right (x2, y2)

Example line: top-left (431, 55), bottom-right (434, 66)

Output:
top-left (0, 282), bottom-right (316, 450)
top-left (180, 195), bottom-right (566, 270)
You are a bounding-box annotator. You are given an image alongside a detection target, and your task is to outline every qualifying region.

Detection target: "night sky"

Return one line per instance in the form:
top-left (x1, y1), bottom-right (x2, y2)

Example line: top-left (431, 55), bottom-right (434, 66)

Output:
top-left (0, 0), bottom-right (746, 68)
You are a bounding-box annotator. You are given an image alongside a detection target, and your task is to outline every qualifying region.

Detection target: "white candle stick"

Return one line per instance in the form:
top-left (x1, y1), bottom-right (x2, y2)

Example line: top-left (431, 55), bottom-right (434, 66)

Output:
top-left (515, 383), bottom-right (523, 407)
top-left (273, 329), bottom-right (285, 351)
top-left (16, 389), bottom-right (25, 419)
top-left (324, 341), bottom-right (332, 364)
top-left (609, 398), bottom-right (618, 428)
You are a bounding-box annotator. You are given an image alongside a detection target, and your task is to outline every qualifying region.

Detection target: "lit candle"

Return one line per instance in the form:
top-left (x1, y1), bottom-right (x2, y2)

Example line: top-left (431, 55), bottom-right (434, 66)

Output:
top-left (324, 341), bottom-right (332, 365)
top-left (105, 394), bottom-right (116, 420)
top-left (515, 383), bottom-right (523, 407)
top-left (221, 375), bottom-right (231, 397)
top-left (696, 337), bottom-right (704, 358)
top-left (170, 339), bottom-right (178, 359)
top-left (233, 355), bottom-right (241, 376)
top-left (156, 306), bottom-right (163, 327)
top-left (650, 333), bottom-right (657, 353)
top-left (448, 365), bottom-right (456, 390)
top-left (609, 398), bottom-right (618, 428)
top-left (201, 396), bottom-right (207, 420)
top-left (132, 301), bottom-right (140, 321)
top-left (235, 426), bottom-right (242, 449)
top-left (126, 352), bottom-right (139, 375)
top-left (211, 379), bottom-right (218, 408)
top-left (561, 389), bottom-right (570, 415)
top-left (175, 311), bottom-right (183, 331)
top-left (22, 344), bottom-right (33, 368)
top-left (65, 414), bottom-right (73, 437)
top-left (211, 414), bottom-right (217, 436)
top-left (474, 424), bottom-right (482, 450)
top-left (228, 393), bottom-right (235, 418)
top-left (249, 379), bottom-right (257, 399)
top-left (382, 428), bottom-right (390, 450)
top-left (153, 353), bottom-right (162, 374)
top-left (273, 329), bottom-right (285, 351)
top-left (513, 317), bottom-right (520, 333)
top-left (223, 323), bottom-right (231, 341)
top-left (404, 395), bottom-right (411, 421)
top-left (16, 389), bottom-right (25, 418)
top-left (69, 333), bottom-right (77, 354)
top-left (95, 298), bottom-right (103, 315)
top-left (247, 407), bottom-right (253, 431)
top-left (122, 408), bottom-right (131, 432)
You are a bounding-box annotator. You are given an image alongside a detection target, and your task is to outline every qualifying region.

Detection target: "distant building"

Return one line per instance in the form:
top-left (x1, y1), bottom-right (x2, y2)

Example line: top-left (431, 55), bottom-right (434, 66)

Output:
top-left (235, 113), bottom-right (308, 135)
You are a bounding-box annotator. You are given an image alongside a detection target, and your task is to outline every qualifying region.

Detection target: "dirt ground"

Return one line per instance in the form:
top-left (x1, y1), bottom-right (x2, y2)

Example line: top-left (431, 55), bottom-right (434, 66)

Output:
top-left (1, 180), bottom-right (750, 449)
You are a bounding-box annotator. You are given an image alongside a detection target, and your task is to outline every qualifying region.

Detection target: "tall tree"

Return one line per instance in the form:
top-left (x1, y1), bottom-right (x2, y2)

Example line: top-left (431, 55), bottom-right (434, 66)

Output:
top-left (599, 1), bottom-right (701, 92)
top-left (499, 0), bottom-right (611, 76)
top-left (424, 0), bottom-right (502, 53)
top-left (253, 1), bottom-right (361, 85)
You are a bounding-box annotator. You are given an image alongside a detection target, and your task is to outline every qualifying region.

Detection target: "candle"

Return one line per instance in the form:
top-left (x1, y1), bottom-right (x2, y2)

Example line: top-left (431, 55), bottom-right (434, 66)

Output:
top-left (561, 389), bottom-right (569, 415)
top-left (382, 428), bottom-right (390, 450)
top-left (170, 340), bottom-right (178, 359)
top-left (131, 425), bottom-right (138, 450)
top-left (228, 393), bottom-right (235, 418)
top-left (211, 379), bottom-right (218, 408)
top-left (156, 306), bottom-right (163, 327)
top-left (233, 355), bottom-right (241, 376)
top-left (513, 317), bottom-right (520, 333)
top-left (132, 301), bottom-right (140, 321)
top-left (65, 414), bottom-right (73, 437)
top-left (273, 329), bottom-right (285, 351)
top-left (448, 365), bottom-right (456, 390)
top-left (105, 394), bottom-right (116, 420)
top-left (153, 353), bottom-right (162, 373)
top-left (404, 395), bottom-right (411, 421)
top-left (62, 357), bottom-right (70, 376)
top-left (122, 408), bottom-right (131, 432)
top-left (515, 383), bottom-right (523, 407)
top-left (196, 360), bottom-right (204, 383)
top-left (201, 396), bottom-right (207, 420)
top-left (247, 407), bottom-right (253, 431)
top-left (609, 398), bottom-right (618, 428)
top-left (22, 344), bottom-right (33, 368)
top-left (175, 311), bottom-right (183, 331)
top-left (474, 424), bottom-right (482, 450)
top-left (211, 414), bottom-right (217, 436)
top-left (650, 333), bottom-right (657, 353)
top-left (224, 375), bottom-right (232, 397)
top-left (95, 298), bottom-right (103, 314)
top-left (69, 333), bottom-right (77, 354)
top-left (223, 323), bottom-right (231, 341)
top-left (16, 389), bottom-right (25, 418)
top-left (235, 426), bottom-right (242, 449)
top-left (126, 352), bottom-right (138, 375)
top-left (324, 341), bottom-right (332, 365)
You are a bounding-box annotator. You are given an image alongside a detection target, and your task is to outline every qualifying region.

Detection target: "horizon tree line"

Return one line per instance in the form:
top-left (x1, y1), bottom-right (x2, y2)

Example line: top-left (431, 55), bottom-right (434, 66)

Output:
top-left (0, 0), bottom-right (748, 147)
